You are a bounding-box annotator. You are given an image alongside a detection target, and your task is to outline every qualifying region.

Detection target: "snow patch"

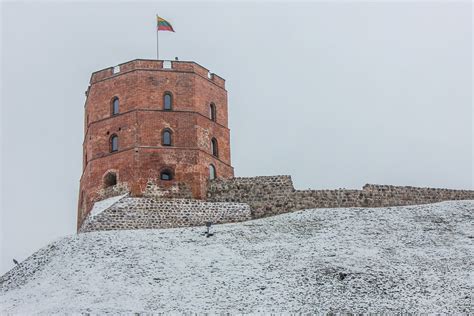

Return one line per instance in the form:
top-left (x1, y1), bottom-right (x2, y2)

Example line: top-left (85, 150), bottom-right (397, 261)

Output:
top-left (90, 194), bottom-right (128, 217)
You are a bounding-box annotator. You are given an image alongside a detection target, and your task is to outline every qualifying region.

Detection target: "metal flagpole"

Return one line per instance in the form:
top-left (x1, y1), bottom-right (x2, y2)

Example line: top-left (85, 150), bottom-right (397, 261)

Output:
top-left (156, 15), bottom-right (159, 60)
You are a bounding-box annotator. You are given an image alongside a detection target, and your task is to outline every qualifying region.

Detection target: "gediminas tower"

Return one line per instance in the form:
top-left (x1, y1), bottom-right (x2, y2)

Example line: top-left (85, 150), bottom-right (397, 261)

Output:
top-left (78, 59), bottom-right (233, 229)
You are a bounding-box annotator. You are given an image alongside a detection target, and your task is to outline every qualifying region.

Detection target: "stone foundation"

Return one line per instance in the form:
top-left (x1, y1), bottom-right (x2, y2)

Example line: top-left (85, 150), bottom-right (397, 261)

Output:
top-left (143, 180), bottom-right (193, 199)
top-left (80, 197), bottom-right (251, 233)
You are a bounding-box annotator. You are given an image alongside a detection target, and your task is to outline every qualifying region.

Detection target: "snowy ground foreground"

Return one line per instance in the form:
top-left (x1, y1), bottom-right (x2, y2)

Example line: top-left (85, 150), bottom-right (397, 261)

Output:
top-left (1, 201), bottom-right (473, 314)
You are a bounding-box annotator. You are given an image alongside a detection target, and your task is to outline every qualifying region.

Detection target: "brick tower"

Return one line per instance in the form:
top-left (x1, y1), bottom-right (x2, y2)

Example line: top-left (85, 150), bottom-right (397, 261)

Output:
top-left (78, 59), bottom-right (233, 229)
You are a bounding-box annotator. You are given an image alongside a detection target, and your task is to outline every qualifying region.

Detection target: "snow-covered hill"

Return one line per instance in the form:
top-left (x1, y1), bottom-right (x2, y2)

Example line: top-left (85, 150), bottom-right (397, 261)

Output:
top-left (1, 201), bottom-right (473, 313)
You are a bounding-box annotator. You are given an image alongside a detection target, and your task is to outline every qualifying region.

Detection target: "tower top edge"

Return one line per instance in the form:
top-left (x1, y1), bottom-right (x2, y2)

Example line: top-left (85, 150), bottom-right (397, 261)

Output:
top-left (89, 59), bottom-right (225, 88)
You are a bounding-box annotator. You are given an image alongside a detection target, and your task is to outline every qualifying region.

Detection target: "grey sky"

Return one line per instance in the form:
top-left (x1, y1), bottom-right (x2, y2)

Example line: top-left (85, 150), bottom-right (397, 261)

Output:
top-left (1, 1), bottom-right (472, 274)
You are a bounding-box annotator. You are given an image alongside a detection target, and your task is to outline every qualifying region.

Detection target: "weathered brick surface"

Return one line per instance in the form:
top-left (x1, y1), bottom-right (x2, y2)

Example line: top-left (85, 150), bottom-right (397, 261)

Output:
top-left (79, 197), bottom-right (251, 232)
top-left (78, 59), bottom-right (233, 230)
top-left (207, 176), bottom-right (474, 218)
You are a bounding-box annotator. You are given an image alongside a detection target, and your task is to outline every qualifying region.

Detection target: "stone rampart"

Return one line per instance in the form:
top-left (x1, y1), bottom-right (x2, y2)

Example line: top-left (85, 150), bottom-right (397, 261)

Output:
top-left (207, 176), bottom-right (474, 218)
top-left (81, 175), bottom-right (473, 232)
top-left (80, 197), bottom-right (251, 233)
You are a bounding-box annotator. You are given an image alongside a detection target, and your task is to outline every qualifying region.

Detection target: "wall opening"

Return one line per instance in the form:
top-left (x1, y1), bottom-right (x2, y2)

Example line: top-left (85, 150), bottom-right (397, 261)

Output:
top-left (160, 169), bottom-right (173, 181)
top-left (210, 103), bottom-right (216, 122)
top-left (163, 92), bottom-right (173, 110)
top-left (104, 172), bottom-right (117, 187)
top-left (111, 97), bottom-right (119, 115)
top-left (209, 164), bottom-right (216, 180)
top-left (162, 129), bottom-right (172, 146)
top-left (211, 138), bottom-right (218, 157)
top-left (110, 134), bottom-right (118, 152)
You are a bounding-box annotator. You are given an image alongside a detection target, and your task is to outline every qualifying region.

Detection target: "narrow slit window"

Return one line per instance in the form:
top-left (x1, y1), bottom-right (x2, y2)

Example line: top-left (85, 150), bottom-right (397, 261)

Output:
top-left (112, 97), bottom-right (119, 115)
top-left (110, 135), bottom-right (118, 152)
top-left (210, 103), bottom-right (216, 122)
top-left (209, 164), bottom-right (216, 180)
top-left (164, 92), bottom-right (172, 110)
top-left (162, 129), bottom-right (172, 146)
top-left (211, 138), bottom-right (218, 157)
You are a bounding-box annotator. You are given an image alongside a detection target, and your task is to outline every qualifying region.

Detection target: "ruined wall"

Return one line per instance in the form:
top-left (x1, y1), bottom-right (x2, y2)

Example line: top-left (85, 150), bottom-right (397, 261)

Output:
top-left (208, 176), bottom-right (474, 218)
top-left (80, 175), bottom-right (473, 233)
top-left (80, 197), bottom-right (251, 233)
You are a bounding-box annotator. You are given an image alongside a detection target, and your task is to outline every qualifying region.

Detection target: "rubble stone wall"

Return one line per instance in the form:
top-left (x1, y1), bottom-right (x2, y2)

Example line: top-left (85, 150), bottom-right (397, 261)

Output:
top-left (207, 176), bottom-right (474, 218)
top-left (80, 197), bottom-right (251, 233)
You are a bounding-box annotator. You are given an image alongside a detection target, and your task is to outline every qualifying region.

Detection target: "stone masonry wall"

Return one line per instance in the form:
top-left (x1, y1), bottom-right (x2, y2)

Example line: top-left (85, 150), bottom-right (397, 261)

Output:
top-left (80, 197), bottom-right (251, 233)
top-left (81, 175), bottom-right (473, 233)
top-left (207, 176), bottom-right (474, 218)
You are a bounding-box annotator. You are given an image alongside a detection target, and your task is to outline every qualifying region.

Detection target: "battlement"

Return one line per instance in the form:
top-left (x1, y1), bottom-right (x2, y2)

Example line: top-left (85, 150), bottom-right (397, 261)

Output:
top-left (89, 59), bottom-right (226, 89)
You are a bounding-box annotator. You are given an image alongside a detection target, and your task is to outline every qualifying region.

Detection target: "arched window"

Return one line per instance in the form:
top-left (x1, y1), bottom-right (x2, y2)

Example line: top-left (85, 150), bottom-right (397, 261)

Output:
top-left (160, 169), bottom-right (173, 181)
top-left (110, 134), bottom-right (118, 152)
top-left (112, 97), bottom-right (119, 115)
top-left (163, 92), bottom-right (173, 110)
top-left (162, 129), bottom-right (172, 146)
top-left (104, 172), bottom-right (117, 187)
top-left (210, 103), bottom-right (216, 122)
top-left (209, 164), bottom-right (216, 180)
top-left (211, 138), bottom-right (218, 157)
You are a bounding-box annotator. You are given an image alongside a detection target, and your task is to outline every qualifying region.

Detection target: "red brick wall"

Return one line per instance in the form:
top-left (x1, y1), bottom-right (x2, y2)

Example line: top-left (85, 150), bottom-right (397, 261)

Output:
top-left (78, 59), bottom-right (233, 230)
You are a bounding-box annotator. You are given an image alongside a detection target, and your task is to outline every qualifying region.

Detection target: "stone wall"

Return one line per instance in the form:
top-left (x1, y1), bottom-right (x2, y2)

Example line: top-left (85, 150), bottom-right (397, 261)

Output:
top-left (206, 176), bottom-right (295, 217)
top-left (80, 175), bottom-right (473, 233)
top-left (80, 197), bottom-right (251, 233)
top-left (208, 176), bottom-right (474, 218)
top-left (143, 180), bottom-right (193, 199)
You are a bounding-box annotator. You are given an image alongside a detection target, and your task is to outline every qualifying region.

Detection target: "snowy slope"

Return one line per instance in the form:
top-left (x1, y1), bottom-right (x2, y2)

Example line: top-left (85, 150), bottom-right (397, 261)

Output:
top-left (1, 201), bottom-right (473, 314)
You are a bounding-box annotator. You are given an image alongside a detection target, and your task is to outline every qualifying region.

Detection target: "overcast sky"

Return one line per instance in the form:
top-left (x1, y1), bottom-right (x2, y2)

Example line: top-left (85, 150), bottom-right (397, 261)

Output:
top-left (1, 1), bottom-right (472, 274)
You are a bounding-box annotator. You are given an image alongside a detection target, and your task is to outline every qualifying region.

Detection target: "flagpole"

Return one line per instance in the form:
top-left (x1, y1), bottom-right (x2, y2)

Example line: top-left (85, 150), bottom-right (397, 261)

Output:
top-left (156, 15), bottom-right (159, 60)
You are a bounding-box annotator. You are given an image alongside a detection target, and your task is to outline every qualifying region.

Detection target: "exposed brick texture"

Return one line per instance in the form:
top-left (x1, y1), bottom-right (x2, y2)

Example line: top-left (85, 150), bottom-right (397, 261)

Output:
top-left (207, 176), bottom-right (474, 218)
top-left (78, 60), bottom-right (233, 230)
top-left (79, 197), bottom-right (251, 232)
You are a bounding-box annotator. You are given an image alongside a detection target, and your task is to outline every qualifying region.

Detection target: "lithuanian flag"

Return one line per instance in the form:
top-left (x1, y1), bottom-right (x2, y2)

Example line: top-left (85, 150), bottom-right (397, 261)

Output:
top-left (157, 16), bottom-right (175, 32)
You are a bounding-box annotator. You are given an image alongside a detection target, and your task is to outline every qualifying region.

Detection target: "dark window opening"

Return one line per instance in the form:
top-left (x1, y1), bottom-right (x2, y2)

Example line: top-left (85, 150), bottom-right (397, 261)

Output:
top-left (162, 129), bottom-right (172, 146)
top-left (112, 97), bottom-right (119, 115)
top-left (104, 172), bottom-right (117, 187)
top-left (160, 170), bottom-right (173, 180)
top-left (209, 164), bottom-right (216, 180)
top-left (110, 134), bottom-right (118, 152)
top-left (210, 103), bottom-right (216, 122)
top-left (80, 190), bottom-right (85, 208)
top-left (211, 138), bottom-right (218, 157)
top-left (164, 92), bottom-right (172, 110)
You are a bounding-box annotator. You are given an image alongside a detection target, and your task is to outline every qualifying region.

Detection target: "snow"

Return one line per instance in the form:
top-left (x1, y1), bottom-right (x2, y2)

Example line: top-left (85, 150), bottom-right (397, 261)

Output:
top-left (1, 201), bottom-right (473, 313)
top-left (89, 194), bottom-right (128, 217)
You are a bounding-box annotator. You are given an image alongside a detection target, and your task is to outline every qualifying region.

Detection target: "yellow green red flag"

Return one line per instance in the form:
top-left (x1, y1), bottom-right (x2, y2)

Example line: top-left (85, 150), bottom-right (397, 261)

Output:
top-left (157, 16), bottom-right (175, 32)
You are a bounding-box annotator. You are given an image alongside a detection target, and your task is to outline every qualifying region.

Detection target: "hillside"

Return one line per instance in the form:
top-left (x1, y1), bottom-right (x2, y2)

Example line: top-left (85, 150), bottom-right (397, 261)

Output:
top-left (1, 201), bottom-right (473, 313)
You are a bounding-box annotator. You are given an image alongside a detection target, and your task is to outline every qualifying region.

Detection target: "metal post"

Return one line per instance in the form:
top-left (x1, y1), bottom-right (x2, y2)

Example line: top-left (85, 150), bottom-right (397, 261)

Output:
top-left (156, 14), bottom-right (159, 60)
